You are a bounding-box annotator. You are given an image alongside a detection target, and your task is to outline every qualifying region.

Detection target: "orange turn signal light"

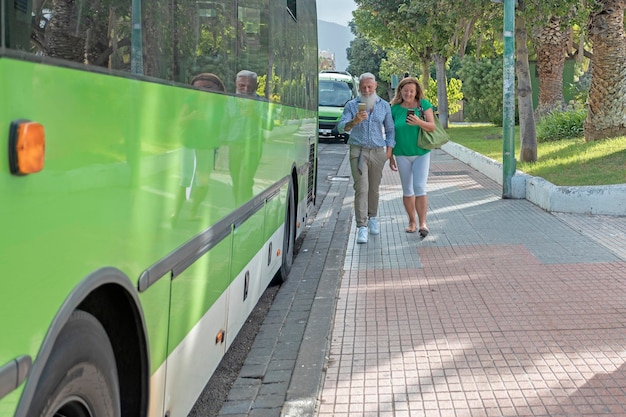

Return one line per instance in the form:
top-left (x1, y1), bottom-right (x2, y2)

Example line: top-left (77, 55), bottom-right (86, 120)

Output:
top-left (9, 120), bottom-right (45, 175)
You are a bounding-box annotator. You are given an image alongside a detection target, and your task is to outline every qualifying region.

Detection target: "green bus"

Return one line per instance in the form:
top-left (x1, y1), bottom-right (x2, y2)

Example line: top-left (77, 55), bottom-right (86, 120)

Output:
top-left (0, 1), bottom-right (318, 416)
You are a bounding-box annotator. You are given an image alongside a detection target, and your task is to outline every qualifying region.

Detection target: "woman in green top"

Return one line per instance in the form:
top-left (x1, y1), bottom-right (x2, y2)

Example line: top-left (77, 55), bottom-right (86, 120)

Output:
top-left (389, 77), bottom-right (436, 236)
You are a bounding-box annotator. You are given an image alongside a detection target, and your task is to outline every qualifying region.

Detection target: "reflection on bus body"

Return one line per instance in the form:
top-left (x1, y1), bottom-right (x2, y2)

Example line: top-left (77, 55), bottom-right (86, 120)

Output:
top-left (171, 73), bottom-right (226, 226)
top-left (228, 70), bottom-right (266, 205)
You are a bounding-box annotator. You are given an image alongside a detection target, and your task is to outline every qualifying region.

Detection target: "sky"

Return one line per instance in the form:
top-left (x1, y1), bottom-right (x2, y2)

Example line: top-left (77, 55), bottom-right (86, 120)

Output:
top-left (316, 0), bottom-right (356, 27)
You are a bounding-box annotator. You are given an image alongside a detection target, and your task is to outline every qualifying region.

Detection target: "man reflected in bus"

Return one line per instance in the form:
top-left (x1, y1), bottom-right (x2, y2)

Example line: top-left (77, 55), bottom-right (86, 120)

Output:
top-left (172, 73), bottom-right (226, 225)
top-left (236, 70), bottom-right (262, 97)
top-left (228, 70), bottom-right (266, 205)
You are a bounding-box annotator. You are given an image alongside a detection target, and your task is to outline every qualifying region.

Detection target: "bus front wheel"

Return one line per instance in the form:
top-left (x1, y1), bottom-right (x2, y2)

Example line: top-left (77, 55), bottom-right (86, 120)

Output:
top-left (28, 310), bottom-right (121, 417)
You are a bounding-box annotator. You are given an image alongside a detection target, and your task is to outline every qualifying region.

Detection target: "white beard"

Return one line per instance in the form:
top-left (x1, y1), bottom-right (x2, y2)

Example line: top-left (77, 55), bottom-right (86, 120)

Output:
top-left (361, 93), bottom-right (378, 111)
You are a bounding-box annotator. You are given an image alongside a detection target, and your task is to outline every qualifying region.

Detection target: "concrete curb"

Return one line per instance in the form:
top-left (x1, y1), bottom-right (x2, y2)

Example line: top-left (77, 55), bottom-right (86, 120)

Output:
top-left (282, 151), bottom-right (353, 417)
top-left (441, 141), bottom-right (626, 216)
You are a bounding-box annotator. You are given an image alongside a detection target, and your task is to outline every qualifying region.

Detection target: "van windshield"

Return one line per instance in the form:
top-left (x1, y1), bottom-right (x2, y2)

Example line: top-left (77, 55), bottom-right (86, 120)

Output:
top-left (319, 80), bottom-right (354, 107)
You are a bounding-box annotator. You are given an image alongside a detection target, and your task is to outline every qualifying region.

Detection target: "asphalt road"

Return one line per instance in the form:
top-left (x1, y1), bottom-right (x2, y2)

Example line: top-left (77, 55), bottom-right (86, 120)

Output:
top-left (188, 139), bottom-right (349, 417)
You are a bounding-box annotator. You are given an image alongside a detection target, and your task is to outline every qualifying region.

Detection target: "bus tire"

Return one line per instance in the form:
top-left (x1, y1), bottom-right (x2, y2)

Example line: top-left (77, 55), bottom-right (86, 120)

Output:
top-left (28, 310), bottom-right (121, 417)
top-left (277, 183), bottom-right (296, 284)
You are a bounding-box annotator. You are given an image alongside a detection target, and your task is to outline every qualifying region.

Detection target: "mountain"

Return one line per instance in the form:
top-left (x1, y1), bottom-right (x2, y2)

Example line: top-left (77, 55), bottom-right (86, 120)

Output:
top-left (317, 20), bottom-right (355, 72)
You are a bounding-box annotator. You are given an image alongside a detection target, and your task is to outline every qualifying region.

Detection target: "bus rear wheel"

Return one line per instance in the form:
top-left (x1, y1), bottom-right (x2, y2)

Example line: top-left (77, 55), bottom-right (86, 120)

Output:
top-left (28, 310), bottom-right (121, 417)
top-left (276, 183), bottom-right (296, 284)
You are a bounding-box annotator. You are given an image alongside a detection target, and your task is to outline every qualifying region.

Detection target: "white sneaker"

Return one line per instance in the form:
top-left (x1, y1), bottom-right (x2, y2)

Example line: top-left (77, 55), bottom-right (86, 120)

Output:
top-left (356, 226), bottom-right (368, 244)
top-left (368, 217), bottom-right (380, 235)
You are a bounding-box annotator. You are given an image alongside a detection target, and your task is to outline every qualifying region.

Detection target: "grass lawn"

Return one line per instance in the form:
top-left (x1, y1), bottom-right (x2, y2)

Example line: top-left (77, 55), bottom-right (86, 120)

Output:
top-left (447, 123), bottom-right (626, 187)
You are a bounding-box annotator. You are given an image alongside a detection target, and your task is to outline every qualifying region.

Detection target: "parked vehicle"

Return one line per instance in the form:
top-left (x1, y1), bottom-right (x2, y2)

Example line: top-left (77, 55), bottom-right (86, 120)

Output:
top-left (318, 71), bottom-right (358, 143)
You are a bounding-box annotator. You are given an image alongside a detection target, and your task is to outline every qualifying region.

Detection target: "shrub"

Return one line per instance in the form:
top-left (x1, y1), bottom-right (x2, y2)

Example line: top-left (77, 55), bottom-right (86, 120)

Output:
top-left (458, 56), bottom-right (503, 124)
top-left (536, 109), bottom-right (587, 142)
top-left (566, 68), bottom-right (591, 105)
top-left (420, 77), bottom-right (464, 115)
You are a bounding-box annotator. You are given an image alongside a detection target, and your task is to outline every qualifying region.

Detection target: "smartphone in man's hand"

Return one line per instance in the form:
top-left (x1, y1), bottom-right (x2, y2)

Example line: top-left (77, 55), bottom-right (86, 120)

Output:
top-left (358, 102), bottom-right (366, 112)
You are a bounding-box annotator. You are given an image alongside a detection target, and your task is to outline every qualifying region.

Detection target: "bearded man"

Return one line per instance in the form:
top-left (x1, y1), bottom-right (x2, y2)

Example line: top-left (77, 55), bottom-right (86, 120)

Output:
top-left (337, 72), bottom-right (395, 244)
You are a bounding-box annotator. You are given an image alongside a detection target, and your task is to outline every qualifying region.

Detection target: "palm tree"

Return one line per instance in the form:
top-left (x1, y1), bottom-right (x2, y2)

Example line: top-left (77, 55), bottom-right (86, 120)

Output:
top-left (44, 0), bottom-right (85, 62)
top-left (42, 0), bottom-right (130, 69)
top-left (532, 17), bottom-right (571, 116)
top-left (584, 0), bottom-right (626, 141)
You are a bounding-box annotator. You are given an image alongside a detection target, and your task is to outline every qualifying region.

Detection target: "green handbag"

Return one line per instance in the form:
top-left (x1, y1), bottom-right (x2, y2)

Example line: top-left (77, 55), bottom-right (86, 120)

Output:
top-left (417, 106), bottom-right (450, 150)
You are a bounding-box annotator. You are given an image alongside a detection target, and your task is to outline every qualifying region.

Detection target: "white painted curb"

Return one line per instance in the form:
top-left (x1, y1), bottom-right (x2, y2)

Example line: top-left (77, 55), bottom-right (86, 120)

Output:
top-left (441, 141), bottom-right (626, 216)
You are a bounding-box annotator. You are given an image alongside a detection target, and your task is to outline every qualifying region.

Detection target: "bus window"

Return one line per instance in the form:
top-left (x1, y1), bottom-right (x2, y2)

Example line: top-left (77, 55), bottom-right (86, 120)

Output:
top-left (6, 0), bottom-right (133, 71)
top-left (190, 1), bottom-right (238, 89)
top-left (235, 1), bottom-right (269, 98)
top-left (142, 0), bottom-right (237, 85)
top-left (4, 0), bottom-right (31, 50)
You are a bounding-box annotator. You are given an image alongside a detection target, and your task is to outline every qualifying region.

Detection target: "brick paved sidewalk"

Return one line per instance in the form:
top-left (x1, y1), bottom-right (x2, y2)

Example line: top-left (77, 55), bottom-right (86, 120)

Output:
top-left (318, 151), bottom-right (626, 417)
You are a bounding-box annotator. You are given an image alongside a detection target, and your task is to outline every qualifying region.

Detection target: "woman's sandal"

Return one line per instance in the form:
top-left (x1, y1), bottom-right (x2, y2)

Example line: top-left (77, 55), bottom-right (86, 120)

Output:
top-left (418, 227), bottom-right (429, 237)
top-left (406, 223), bottom-right (417, 233)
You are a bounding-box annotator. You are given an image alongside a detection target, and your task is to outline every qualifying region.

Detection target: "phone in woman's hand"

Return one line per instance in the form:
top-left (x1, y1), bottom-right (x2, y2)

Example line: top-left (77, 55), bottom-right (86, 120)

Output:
top-left (406, 109), bottom-right (414, 122)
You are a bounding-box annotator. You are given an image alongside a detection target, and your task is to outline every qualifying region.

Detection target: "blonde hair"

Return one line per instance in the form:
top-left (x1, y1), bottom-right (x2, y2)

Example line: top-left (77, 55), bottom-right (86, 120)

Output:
top-left (390, 77), bottom-right (424, 105)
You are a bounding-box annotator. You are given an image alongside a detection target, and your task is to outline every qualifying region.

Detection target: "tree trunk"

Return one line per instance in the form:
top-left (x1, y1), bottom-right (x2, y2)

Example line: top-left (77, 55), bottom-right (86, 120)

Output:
top-left (142, 0), bottom-right (174, 79)
top-left (532, 17), bottom-right (571, 117)
top-left (516, 1), bottom-right (537, 162)
top-left (83, 0), bottom-right (110, 67)
top-left (584, 0), bottom-right (626, 141)
top-left (433, 54), bottom-right (449, 127)
top-left (420, 59), bottom-right (430, 90)
top-left (458, 16), bottom-right (478, 58)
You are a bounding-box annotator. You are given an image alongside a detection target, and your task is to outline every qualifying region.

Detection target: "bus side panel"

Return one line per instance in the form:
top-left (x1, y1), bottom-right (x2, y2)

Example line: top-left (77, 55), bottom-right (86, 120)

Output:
top-left (0, 58), bottom-right (174, 404)
top-left (261, 187), bottom-right (289, 288)
top-left (160, 236), bottom-right (232, 417)
top-left (225, 208), bottom-right (267, 344)
top-left (0, 57), bottom-right (236, 413)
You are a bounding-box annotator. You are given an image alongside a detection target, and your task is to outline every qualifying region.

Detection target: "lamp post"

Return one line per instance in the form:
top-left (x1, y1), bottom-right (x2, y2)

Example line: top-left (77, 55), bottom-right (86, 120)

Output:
top-left (493, 0), bottom-right (516, 198)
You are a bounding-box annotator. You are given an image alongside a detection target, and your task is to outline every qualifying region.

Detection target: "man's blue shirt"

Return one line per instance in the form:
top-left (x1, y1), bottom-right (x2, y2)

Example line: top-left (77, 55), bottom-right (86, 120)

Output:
top-left (338, 96), bottom-right (396, 149)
